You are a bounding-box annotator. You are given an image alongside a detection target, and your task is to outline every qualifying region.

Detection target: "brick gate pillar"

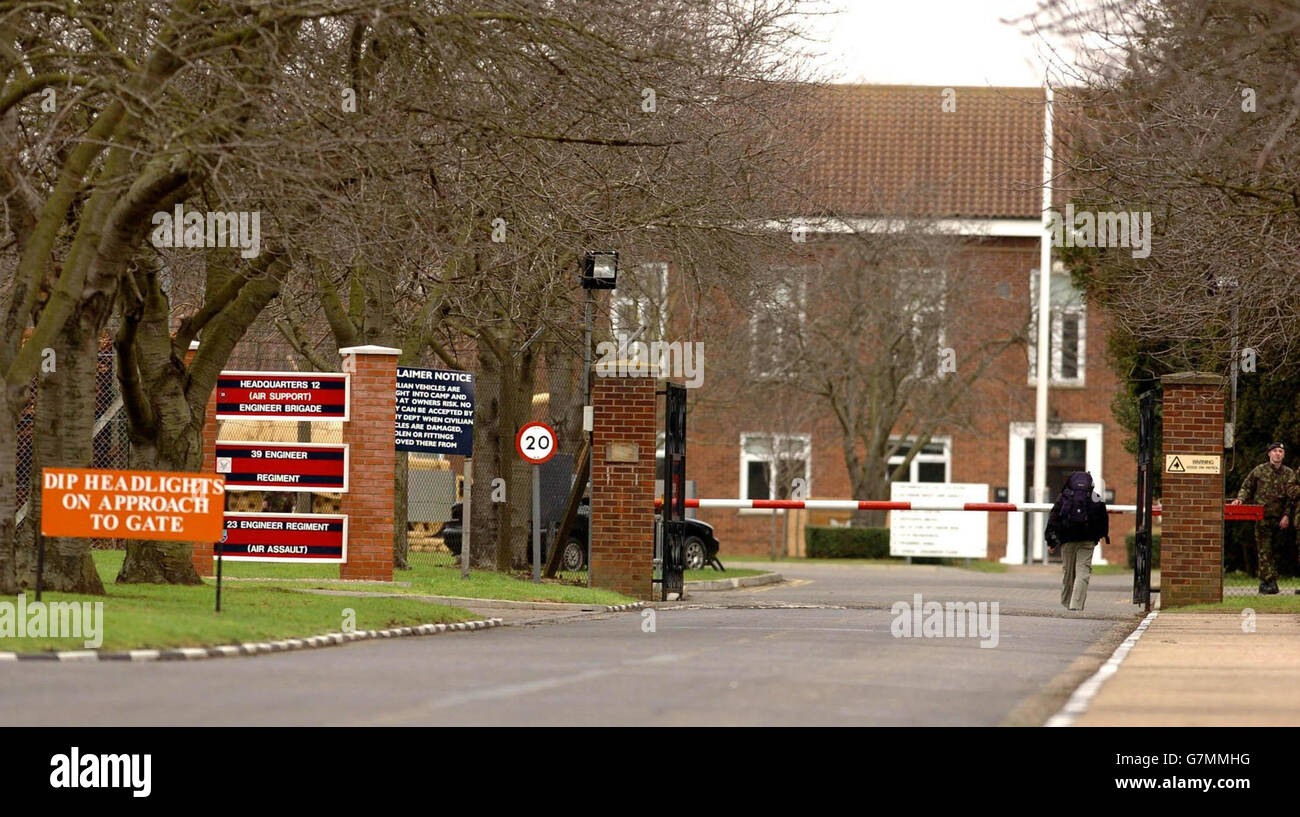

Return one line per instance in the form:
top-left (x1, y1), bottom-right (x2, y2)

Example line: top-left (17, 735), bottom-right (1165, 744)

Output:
top-left (191, 340), bottom-right (218, 577)
top-left (590, 361), bottom-right (659, 600)
top-left (1159, 372), bottom-right (1227, 607)
top-left (339, 345), bottom-right (400, 582)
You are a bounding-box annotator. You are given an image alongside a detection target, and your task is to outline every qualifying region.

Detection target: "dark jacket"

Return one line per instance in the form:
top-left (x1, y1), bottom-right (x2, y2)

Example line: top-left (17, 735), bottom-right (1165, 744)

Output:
top-left (1047, 493), bottom-right (1110, 546)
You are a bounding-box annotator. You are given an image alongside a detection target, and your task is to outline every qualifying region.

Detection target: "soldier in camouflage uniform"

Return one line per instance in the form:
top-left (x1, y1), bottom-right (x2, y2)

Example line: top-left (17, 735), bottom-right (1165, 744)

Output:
top-left (1231, 441), bottom-right (1294, 594)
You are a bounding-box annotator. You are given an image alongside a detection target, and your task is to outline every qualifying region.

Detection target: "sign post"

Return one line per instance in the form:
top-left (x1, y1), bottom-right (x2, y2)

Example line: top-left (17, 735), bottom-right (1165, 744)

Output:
top-left (462, 459), bottom-right (472, 579)
top-left (216, 528), bottom-right (225, 612)
top-left (516, 422), bottom-right (557, 583)
top-left (395, 367), bottom-right (476, 577)
top-left (35, 533), bottom-right (44, 603)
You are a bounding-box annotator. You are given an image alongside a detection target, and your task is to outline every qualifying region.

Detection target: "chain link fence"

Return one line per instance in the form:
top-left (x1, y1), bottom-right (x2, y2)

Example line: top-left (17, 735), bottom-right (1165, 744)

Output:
top-left (16, 347), bottom-right (130, 549)
top-left (406, 452), bottom-right (461, 570)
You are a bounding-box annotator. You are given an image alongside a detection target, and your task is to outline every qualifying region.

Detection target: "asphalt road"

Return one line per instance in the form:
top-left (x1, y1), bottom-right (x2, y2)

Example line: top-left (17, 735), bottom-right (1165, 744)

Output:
top-left (0, 562), bottom-right (1143, 726)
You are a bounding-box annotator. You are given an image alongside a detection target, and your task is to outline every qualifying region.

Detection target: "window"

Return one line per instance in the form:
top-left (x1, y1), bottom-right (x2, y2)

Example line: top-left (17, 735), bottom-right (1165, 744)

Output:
top-left (739, 433), bottom-right (811, 500)
top-left (887, 437), bottom-right (951, 483)
top-left (1028, 268), bottom-right (1086, 386)
top-left (611, 262), bottom-right (668, 342)
top-left (750, 271), bottom-right (807, 378)
top-left (900, 270), bottom-right (947, 380)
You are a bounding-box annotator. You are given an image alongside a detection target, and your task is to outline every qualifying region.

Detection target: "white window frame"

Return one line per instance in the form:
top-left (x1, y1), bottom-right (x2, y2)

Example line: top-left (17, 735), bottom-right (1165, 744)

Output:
top-left (611, 262), bottom-right (669, 346)
top-left (749, 272), bottom-right (807, 379)
top-left (1028, 270), bottom-right (1087, 387)
top-left (906, 270), bottom-right (947, 380)
top-left (738, 432), bottom-right (811, 513)
top-left (887, 436), bottom-right (951, 483)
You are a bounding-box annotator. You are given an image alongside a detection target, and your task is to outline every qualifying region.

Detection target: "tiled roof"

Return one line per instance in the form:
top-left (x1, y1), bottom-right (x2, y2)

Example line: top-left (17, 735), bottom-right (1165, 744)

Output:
top-left (803, 84), bottom-right (1047, 220)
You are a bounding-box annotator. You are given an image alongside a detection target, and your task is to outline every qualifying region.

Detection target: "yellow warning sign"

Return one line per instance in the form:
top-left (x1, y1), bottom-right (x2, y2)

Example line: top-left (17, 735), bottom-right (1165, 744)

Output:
top-left (1165, 454), bottom-right (1221, 474)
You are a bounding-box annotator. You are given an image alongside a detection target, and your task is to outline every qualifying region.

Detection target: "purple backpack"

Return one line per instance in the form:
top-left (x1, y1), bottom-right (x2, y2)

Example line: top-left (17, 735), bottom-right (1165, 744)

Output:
top-left (1060, 472), bottom-right (1096, 527)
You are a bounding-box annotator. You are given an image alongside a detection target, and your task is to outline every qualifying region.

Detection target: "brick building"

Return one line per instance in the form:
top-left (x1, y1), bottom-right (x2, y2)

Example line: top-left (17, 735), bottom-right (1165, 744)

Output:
top-left (616, 85), bottom-right (1135, 564)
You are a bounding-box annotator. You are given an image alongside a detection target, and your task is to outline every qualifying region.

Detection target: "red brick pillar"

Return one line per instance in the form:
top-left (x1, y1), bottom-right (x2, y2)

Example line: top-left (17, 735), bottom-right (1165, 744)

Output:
top-left (339, 345), bottom-right (399, 581)
top-left (190, 340), bottom-right (218, 577)
top-left (1160, 372), bottom-right (1226, 607)
top-left (590, 361), bottom-right (659, 599)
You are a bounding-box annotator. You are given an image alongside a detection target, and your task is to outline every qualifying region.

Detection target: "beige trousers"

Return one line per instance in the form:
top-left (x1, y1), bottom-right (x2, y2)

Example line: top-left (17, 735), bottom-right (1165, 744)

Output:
top-left (1060, 540), bottom-right (1095, 610)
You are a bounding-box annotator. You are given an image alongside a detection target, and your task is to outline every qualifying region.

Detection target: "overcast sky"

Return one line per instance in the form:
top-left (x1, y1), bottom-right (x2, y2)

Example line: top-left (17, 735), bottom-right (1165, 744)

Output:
top-left (805, 0), bottom-right (1080, 87)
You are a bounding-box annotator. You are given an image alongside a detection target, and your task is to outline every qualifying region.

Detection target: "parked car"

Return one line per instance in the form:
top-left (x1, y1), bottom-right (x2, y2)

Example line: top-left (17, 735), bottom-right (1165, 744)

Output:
top-left (438, 498), bottom-right (722, 571)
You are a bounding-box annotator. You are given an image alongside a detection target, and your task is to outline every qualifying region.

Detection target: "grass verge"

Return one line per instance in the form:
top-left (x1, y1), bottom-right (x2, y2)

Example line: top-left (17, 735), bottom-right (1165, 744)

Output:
top-left (0, 551), bottom-right (477, 654)
top-left (726, 555), bottom-right (1008, 571)
top-left (205, 552), bottom-right (635, 605)
top-left (1168, 594), bottom-right (1300, 613)
top-left (684, 568), bottom-right (766, 581)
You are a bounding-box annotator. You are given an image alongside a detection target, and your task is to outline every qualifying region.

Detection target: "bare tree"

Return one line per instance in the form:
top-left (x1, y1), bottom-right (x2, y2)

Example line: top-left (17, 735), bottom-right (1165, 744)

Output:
top-left (1028, 0), bottom-right (1300, 373)
top-left (733, 218), bottom-right (1026, 525)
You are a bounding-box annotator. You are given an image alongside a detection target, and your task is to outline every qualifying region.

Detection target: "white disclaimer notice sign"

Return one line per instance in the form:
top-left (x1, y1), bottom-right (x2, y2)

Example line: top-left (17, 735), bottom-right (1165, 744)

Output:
top-left (889, 482), bottom-right (989, 559)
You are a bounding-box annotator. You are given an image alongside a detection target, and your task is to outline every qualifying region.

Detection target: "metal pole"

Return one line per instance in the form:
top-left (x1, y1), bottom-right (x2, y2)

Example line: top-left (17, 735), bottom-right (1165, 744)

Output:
top-left (532, 463), bottom-right (541, 583)
top-left (34, 533), bottom-right (44, 603)
top-left (1032, 81), bottom-right (1055, 565)
top-left (461, 458), bottom-right (472, 579)
top-left (1229, 301), bottom-right (1239, 451)
top-left (215, 538), bottom-right (223, 612)
top-left (584, 289), bottom-right (594, 588)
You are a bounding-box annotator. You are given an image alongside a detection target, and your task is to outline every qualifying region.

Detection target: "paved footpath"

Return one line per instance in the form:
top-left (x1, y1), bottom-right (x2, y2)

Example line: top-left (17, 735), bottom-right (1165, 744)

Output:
top-left (1073, 611), bottom-right (1300, 726)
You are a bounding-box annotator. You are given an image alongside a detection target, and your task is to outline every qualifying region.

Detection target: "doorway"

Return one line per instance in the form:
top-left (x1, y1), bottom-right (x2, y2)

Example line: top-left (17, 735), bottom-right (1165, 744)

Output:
top-left (1024, 438), bottom-right (1087, 563)
top-left (1005, 422), bottom-right (1104, 564)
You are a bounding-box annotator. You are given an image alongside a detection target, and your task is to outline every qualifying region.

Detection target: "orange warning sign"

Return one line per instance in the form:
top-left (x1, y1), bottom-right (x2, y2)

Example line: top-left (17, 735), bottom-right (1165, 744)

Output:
top-left (40, 468), bottom-right (225, 541)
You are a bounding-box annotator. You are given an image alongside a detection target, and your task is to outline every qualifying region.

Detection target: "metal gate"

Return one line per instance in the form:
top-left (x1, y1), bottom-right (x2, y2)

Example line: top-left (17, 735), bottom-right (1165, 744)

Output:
top-left (660, 382), bottom-right (687, 600)
top-left (1132, 388), bottom-right (1156, 609)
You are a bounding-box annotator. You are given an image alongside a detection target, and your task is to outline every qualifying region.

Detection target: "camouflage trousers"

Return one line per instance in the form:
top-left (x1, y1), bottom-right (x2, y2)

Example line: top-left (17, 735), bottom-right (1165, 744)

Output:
top-left (1254, 520), bottom-right (1283, 582)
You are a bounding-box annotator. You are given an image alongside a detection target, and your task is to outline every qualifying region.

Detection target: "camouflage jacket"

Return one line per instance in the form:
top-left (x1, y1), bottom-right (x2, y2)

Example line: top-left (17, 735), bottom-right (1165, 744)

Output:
top-left (1237, 462), bottom-right (1297, 519)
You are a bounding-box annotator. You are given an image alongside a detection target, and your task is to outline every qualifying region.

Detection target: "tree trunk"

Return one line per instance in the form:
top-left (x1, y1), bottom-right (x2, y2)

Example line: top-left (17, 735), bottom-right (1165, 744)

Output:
top-left (115, 374), bottom-right (204, 586)
top-left (394, 451), bottom-right (410, 570)
top-left (115, 421), bottom-right (205, 584)
top-left (469, 342), bottom-right (535, 571)
top-left (0, 403), bottom-right (20, 594)
top-left (27, 320), bottom-right (105, 594)
top-left (851, 465), bottom-right (889, 528)
top-left (471, 360), bottom-right (504, 570)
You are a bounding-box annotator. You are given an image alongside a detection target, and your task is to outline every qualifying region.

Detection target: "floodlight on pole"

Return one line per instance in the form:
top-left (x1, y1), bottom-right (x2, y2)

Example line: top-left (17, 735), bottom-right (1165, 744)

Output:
top-left (582, 250), bottom-right (619, 290)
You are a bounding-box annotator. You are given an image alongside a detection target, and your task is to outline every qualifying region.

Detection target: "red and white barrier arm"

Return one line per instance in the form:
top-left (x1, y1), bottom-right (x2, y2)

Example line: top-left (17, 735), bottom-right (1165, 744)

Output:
top-left (654, 498), bottom-right (1264, 521)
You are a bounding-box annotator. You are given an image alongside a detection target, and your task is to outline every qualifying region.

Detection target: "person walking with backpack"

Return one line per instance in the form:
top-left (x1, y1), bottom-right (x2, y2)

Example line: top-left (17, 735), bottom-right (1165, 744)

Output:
top-left (1230, 441), bottom-right (1294, 595)
top-left (1046, 471), bottom-right (1111, 611)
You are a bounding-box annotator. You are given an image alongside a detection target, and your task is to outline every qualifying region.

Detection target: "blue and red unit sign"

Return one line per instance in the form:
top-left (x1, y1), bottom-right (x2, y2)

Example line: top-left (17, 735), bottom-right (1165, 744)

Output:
top-left (218, 513), bottom-right (348, 563)
top-left (215, 371), bottom-right (349, 421)
top-left (215, 442), bottom-right (349, 493)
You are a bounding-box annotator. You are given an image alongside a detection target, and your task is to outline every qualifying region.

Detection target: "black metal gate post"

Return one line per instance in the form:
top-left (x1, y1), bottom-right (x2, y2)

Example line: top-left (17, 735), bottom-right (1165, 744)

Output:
top-left (1133, 389), bottom-right (1156, 609)
top-left (661, 383), bottom-right (687, 600)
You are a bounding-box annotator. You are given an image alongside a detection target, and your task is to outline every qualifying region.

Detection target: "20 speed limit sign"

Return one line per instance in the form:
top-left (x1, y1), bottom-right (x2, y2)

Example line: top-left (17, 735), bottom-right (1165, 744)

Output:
top-left (516, 422), bottom-right (557, 465)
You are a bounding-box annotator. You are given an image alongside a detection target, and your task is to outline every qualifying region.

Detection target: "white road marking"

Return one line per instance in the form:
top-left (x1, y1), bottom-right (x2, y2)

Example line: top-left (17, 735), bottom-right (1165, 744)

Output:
top-left (1044, 609), bottom-right (1159, 727)
top-left (424, 667), bottom-right (619, 709)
